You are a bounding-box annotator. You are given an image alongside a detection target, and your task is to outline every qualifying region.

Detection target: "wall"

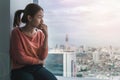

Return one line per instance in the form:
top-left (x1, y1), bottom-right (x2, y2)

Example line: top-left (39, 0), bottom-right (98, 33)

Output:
top-left (0, 0), bottom-right (33, 80)
top-left (0, 0), bottom-right (10, 80)
top-left (10, 0), bottom-right (33, 29)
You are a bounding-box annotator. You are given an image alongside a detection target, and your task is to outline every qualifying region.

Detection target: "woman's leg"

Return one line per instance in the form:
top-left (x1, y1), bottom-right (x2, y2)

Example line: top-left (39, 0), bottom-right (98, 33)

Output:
top-left (33, 67), bottom-right (57, 80)
top-left (11, 69), bottom-right (34, 80)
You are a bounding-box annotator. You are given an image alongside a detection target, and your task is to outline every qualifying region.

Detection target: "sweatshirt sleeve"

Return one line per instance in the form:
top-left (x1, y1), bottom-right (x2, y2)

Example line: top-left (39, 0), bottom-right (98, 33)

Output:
top-left (10, 29), bottom-right (39, 65)
top-left (38, 31), bottom-right (48, 60)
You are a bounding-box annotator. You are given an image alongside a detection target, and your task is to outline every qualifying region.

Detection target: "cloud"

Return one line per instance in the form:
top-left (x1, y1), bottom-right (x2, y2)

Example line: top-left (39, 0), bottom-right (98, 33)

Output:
top-left (59, 0), bottom-right (95, 8)
top-left (39, 0), bottom-right (120, 47)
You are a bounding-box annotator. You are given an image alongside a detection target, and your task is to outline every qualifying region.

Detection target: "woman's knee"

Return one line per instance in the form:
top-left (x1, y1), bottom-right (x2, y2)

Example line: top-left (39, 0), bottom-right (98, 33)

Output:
top-left (34, 67), bottom-right (57, 80)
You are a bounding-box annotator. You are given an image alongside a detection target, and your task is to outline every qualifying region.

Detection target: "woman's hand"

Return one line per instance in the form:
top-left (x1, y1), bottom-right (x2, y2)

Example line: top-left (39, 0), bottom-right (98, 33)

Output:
top-left (37, 19), bottom-right (48, 37)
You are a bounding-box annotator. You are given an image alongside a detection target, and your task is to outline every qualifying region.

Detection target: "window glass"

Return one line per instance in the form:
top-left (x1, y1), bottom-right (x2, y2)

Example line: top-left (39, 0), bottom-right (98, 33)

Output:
top-left (38, 0), bottom-right (120, 79)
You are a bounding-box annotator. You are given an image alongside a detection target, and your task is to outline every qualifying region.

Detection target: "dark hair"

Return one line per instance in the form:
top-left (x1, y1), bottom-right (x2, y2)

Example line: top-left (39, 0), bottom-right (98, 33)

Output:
top-left (13, 3), bottom-right (43, 27)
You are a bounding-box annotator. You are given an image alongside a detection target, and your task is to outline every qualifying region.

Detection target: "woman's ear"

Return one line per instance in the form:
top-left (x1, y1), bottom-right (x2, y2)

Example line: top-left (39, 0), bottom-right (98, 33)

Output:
top-left (27, 15), bottom-right (32, 22)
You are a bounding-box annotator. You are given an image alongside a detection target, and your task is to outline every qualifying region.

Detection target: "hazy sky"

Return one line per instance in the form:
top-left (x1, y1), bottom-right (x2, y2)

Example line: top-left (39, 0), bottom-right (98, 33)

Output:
top-left (39, 0), bottom-right (120, 48)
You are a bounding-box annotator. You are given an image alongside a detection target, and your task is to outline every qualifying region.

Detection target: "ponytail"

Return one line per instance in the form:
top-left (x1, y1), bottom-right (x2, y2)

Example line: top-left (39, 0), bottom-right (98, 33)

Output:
top-left (13, 10), bottom-right (24, 27)
top-left (13, 3), bottom-right (43, 27)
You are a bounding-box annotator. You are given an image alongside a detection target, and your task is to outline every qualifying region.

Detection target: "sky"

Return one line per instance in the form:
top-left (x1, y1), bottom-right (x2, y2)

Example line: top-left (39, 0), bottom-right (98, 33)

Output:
top-left (39, 0), bottom-right (120, 48)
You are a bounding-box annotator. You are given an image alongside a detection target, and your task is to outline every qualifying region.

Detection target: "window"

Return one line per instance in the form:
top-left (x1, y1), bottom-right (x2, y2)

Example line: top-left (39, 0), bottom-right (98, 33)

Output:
top-left (38, 0), bottom-right (120, 80)
top-left (33, 0), bottom-right (38, 4)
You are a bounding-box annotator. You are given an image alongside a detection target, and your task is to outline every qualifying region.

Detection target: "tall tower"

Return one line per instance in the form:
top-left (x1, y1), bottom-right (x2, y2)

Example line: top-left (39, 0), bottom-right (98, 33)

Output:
top-left (65, 34), bottom-right (69, 51)
top-left (109, 45), bottom-right (113, 60)
top-left (66, 34), bottom-right (68, 42)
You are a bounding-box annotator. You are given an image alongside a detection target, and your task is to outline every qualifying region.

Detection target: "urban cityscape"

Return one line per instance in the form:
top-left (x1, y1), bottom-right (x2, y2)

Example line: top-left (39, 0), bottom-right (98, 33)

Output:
top-left (45, 34), bottom-right (120, 80)
top-left (38, 0), bottom-right (120, 79)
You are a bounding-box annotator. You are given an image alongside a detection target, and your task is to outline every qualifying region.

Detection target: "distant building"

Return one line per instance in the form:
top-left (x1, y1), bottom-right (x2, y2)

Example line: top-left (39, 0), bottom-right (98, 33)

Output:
top-left (92, 49), bottom-right (100, 64)
top-left (108, 45), bottom-right (114, 60)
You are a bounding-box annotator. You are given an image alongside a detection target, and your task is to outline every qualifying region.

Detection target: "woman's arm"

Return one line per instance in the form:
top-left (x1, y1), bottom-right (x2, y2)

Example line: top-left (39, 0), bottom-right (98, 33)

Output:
top-left (37, 21), bottom-right (48, 60)
top-left (39, 36), bottom-right (48, 60)
top-left (10, 29), bottom-right (43, 65)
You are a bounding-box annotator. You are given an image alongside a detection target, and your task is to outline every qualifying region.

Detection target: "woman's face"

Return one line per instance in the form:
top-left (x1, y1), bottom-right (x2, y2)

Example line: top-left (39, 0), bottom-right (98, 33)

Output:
top-left (30, 10), bottom-right (44, 27)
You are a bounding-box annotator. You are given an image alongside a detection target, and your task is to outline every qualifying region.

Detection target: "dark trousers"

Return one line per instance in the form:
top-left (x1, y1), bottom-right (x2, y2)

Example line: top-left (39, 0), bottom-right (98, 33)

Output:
top-left (11, 64), bottom-right (57, 80)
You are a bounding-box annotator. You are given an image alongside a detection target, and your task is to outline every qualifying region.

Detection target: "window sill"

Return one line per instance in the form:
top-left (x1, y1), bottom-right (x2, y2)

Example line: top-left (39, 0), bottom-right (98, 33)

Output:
top-left (56, 76), bottom-right (104, 80)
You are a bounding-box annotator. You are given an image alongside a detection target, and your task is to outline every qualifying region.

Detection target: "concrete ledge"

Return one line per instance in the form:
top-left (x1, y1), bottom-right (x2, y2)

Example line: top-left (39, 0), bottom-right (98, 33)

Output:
top-left (56, 76), bottom-right (104, 80)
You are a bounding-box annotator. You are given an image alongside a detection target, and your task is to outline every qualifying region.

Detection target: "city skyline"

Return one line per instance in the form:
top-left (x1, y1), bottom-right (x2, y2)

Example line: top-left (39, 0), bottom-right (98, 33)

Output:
top-left (39, 0), bottom-right (120, 47)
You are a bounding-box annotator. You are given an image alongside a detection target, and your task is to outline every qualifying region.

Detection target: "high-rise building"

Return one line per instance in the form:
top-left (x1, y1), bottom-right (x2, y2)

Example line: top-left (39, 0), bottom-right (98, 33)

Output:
top-left (63, 52), bottom-right (76, 77)
top-left (45, 52), bottom-right (76, 77)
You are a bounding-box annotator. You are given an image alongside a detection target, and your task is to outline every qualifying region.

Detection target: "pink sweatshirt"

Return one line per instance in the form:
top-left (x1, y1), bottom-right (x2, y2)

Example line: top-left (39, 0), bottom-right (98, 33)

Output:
top-left (10, 27), bottom-right (48, 70)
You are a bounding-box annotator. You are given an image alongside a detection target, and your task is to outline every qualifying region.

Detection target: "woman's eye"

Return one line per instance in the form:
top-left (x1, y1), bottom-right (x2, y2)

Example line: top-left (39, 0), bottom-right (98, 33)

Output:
top-left (39, 15), bottom-right (43, 18)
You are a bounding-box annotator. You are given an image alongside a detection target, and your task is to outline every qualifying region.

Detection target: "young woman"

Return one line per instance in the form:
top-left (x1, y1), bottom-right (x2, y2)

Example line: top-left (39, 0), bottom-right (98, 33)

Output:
top-left (10, 3), bottom-right (57, 80)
